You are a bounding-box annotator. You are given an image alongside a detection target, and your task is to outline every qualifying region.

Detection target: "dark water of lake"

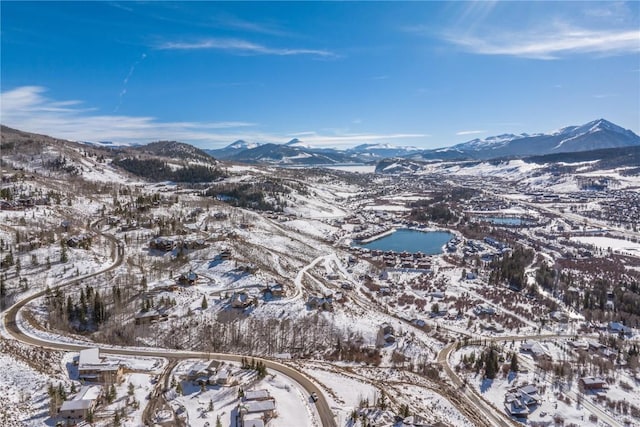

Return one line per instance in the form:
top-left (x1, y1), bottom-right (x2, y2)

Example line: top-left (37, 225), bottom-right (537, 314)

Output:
top-left (356, 229), bottom-right (454, 255)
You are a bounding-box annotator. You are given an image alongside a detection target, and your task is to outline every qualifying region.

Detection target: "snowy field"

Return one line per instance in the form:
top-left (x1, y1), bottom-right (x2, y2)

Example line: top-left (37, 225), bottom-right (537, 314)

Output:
top-left (572, 236), bottom-right (640, 257)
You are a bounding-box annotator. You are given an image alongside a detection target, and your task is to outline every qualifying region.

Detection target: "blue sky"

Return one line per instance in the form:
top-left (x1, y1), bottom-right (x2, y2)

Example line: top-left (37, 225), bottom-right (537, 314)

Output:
top-left (1, 1), bottom-right (639, 149)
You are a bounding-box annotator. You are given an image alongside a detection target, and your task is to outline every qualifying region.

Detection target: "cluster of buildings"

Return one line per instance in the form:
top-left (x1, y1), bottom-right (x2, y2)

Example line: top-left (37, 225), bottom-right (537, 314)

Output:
top-left (353, 247), bottom-right (433, 271)
top-left (0, 196), bottom-right (51, 210)
top-left (149, 237), bottom-right (208, 252)
top-left (58, 348), bottom-right (124, 422)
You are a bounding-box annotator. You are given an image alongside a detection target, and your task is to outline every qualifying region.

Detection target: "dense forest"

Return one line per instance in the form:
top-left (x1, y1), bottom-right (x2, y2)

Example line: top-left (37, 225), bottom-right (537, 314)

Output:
top-left (488, 246), bottom-right (535, 291)
top-left (113, 158), bottom-right (226, 183)
top-left (203, 179), bottom-right (294, 212)
top-left (408, 200), bottom-right (457, 224)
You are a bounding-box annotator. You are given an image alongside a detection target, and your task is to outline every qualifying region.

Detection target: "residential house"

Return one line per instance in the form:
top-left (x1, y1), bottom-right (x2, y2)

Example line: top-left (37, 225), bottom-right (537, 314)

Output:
top-left (186, 360), bottom-right (220, 382)
top-left (567, 340), bottom-right (589, 351)
top-left (517, 384), bottom-right (540, 406)
top-left (77, 348), bottom-right (124, 384)
top-left (579, 377), bottom-right (607, 392)
top-left (520, 342), bottom-right (551, 360)
top-left (214, 367), bottom-right (235, 386)
top-left (474, 305), bottom-right (496, 316)
top-left (177, 271), bottom-right (198, 286)
top-left (134, 309), bottom-right (162, 325)
top-left (149, 237), bottom-right (174, 252)
top-left (231, 292), bottom-right (252, 309)
top-left (58, 385), bottom-right (102, 421)
top-left (306, 295), bottom-right (333, 311)
top-left (244, 390), bottom-right (271, 401)
top-left (608, 321), bottom-right (632, 337)
top-left (240, 399), bottom-right (276, 418)
top-left (504, 397), bottom-right (529, 417)
top-left (270, 283), bottom-right (285, 296)
top-left (67, 234), bottom-right (93, 248)
top-left (376, 323), bottom-right (396, 347)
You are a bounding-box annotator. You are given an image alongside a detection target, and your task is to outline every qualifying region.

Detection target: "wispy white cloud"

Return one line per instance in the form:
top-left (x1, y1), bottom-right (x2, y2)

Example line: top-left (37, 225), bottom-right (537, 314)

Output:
top-left (156, 38), bottom-right (336, 58)
top-left (115, 53), bottom-right (147, 112)
top-left (456, 130), bottom-right (485, 136)
top-left (285, 131), bottom-right (429, 148)
top-left (1, 86), bottom-right (256, 145)
top-left (445, 23), bottom-right (640, 59)
top-left (0, 86), bottom-right (426, 149)
top-left (592, 93), bottom-right (618, 99)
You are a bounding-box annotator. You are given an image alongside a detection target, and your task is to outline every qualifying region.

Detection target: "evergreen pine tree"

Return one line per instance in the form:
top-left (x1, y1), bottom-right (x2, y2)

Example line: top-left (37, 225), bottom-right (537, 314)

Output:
top-left (60, 240), bottom-right (68, 263)
top-left (510, 353), bottom-right (519, 373)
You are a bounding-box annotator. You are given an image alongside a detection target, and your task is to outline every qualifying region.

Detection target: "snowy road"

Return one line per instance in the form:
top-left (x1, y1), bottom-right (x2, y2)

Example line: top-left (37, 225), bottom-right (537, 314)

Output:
top-left (1, 220), bottom-right (336, 427)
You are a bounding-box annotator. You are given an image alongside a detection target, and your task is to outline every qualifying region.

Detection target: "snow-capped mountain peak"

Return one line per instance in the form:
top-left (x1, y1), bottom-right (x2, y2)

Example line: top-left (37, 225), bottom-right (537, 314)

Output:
top-left (553, 119), bottom-right (626, 137)
top-left (227, 140), bottom-right (261, 150)
top-left (415, 118), bottom-right (640, 161)
top-left (451, 133), bottom-right (524, 151)
top-left (284, 138), bottom-right (311, 149)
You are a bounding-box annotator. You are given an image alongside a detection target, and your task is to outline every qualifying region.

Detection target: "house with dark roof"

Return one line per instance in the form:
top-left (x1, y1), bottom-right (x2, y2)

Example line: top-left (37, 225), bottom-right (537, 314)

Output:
top-left (608, 321), bottom-right (632, 337)
top-left (579, 377), bottom-right (607, 392)
top-left (177, 271), bottom-right (198, 286)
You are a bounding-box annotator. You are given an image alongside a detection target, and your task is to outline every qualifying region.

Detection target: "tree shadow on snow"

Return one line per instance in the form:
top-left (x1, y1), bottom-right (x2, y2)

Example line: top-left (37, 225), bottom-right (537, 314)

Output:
top-left (480, 378), bottom-right (494, 393)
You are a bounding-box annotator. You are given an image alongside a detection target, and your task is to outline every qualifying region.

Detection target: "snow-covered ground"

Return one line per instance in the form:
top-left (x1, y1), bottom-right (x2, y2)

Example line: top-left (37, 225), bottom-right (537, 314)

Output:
top-left (571, 236), bottom-right (640, 257)
top-left (2, 141), bottom-right (639, 427)
top-left (168, 360), bottom-right (320, 427)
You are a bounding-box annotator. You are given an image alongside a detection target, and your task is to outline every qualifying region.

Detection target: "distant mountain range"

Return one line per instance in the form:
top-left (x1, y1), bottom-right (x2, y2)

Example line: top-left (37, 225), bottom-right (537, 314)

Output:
top-left (376, 144), bottom-right (640, 175)
top-left (205, 119), bottom-right (639, 165)
top-left (206, 139), bottom-right (421, 164)
top-left (3, 118), bottom-right (638, 168)
top-left (416, 119), bottom-right (639, 161)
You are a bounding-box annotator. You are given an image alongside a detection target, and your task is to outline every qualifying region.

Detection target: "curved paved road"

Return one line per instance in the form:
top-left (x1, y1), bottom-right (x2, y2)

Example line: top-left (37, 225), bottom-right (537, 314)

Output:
top-left (438, 334), bottom-right (623, 427)
top-left (2, 222), bottom-right (336, 427)
top-left (437, 341), bottom-right (517, 427)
